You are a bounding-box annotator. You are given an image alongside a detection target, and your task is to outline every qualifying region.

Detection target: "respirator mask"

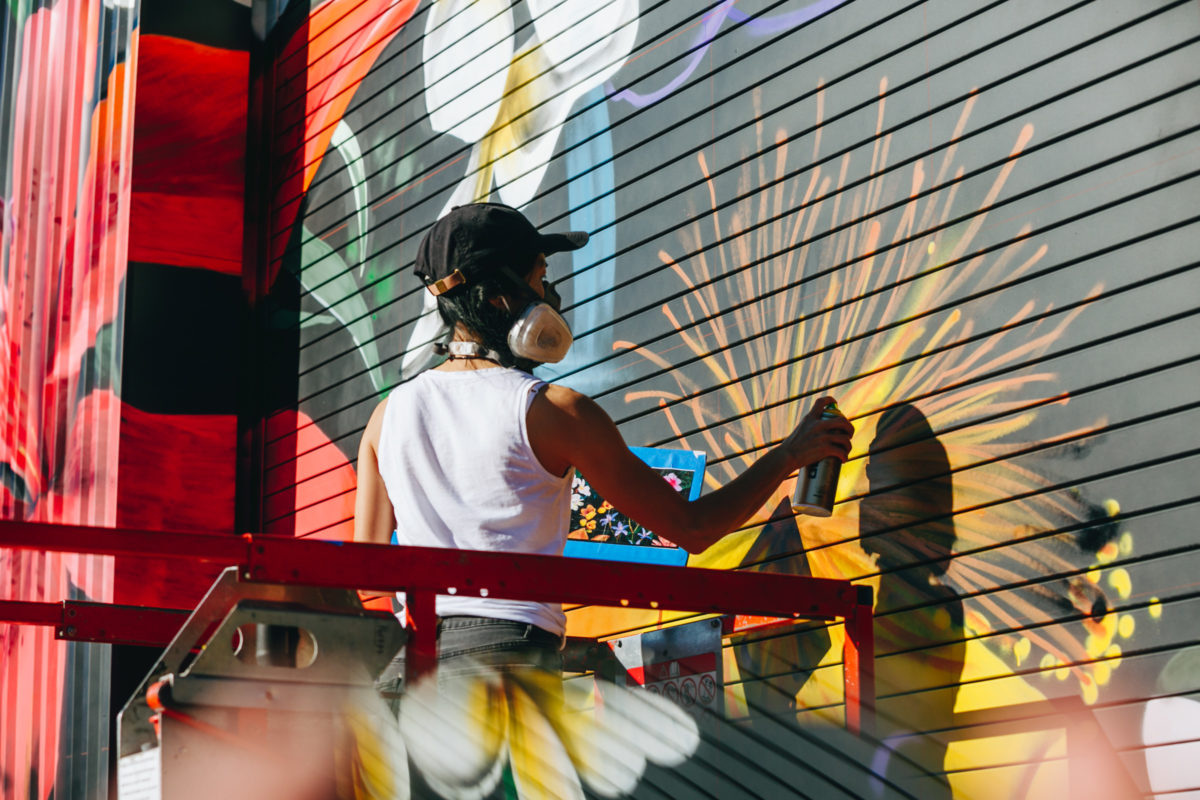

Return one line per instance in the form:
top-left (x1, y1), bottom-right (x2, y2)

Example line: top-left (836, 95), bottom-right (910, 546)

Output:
top-left (501, 268), bottom-right (573, 365)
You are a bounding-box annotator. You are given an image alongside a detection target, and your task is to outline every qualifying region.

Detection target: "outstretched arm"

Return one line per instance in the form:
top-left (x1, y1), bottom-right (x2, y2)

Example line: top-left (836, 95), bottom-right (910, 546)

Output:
top-left (528, 387), bottom-right (854, 554)
top-left (353, 398), bottom-right (396, 546)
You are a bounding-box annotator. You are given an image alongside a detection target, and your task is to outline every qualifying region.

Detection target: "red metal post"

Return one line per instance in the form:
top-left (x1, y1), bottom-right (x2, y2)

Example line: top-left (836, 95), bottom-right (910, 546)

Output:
top-left (842, 586), bottom-right (875, 737)
top-left (405, 590), bottom-right (438, 685)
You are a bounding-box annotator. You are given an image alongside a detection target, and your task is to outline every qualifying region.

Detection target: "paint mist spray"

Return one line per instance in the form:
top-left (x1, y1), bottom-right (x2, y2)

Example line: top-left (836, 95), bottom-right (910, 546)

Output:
top-left (792, 401), bottom-right (845, 517)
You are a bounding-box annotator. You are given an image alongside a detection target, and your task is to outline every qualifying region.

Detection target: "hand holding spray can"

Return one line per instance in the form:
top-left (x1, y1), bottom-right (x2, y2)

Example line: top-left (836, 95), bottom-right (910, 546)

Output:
top-left (792, 401), bottom-right (845, 517)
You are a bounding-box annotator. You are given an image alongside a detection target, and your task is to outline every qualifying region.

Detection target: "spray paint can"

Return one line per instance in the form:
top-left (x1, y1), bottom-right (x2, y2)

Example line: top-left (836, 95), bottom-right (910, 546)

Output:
top-left (792, 402), bottom-right (845, 517)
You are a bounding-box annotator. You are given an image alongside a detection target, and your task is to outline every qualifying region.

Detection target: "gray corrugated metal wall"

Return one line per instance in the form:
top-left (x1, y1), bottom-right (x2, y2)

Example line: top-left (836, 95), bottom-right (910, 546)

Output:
top-left (255, 0), bottom-right (1200, 795)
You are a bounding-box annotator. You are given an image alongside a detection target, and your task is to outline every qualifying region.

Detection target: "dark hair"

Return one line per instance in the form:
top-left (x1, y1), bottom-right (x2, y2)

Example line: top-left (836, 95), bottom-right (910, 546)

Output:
top-left (435, 257), bottom-right (536, 366)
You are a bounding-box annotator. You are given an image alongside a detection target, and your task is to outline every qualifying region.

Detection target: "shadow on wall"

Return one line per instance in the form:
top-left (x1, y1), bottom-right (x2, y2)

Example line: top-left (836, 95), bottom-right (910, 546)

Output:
top-left (860, 403), bottom-right (964, 799)
top-left (733, 498), bottom-right (831, 722)
top-left (725, 402), bottom-right (963, 796)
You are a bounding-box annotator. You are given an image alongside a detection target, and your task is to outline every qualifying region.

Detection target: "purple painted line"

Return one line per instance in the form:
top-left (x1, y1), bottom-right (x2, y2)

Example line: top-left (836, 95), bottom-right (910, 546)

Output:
top-left (609, 1), bottom-right (735, 108)
top-left (609, 0), bottom-right (849, 108)
top-left (729, 0), bottom-right (848, 36)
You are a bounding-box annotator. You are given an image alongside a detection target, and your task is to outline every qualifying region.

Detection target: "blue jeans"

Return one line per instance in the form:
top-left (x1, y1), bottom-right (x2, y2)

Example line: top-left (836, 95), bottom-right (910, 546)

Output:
top-left (376, 615), bottom-right (563, 712)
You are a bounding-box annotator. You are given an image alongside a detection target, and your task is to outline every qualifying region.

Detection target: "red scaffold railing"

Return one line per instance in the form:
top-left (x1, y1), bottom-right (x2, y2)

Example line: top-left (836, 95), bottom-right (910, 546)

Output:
top-left (0, 519), bottom-right (876, 734)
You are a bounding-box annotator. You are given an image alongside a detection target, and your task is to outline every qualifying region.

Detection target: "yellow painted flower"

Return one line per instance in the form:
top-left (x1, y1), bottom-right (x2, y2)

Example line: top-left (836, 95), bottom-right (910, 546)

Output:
top-left (1085, 613), bottom-right (1118, 659)
top-left (1013, 637), bottom-right (1032, 665)
top-left (1108, 568), bottom-right (1132, 599)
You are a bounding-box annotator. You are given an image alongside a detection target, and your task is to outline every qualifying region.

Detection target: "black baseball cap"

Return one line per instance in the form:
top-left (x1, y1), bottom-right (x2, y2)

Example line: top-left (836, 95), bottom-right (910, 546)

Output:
top-left (415, 203), bottom-right (589, 296)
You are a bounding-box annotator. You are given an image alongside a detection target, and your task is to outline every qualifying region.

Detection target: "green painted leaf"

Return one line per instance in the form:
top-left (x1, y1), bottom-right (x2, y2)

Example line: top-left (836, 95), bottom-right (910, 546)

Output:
top-left (297, 225), bottom-right (386, 394)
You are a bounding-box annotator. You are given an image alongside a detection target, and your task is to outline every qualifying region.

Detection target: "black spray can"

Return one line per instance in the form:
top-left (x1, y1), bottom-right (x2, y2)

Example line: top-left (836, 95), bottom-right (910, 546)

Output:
top-left (792, 402), bottom-right (844, 517)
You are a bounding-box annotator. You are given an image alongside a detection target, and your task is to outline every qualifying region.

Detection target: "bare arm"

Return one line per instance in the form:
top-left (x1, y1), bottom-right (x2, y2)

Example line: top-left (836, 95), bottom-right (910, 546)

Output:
top-left (353, 398), bottom-right (396, 546)
top-left (528, 387), bottom-right (854, 554)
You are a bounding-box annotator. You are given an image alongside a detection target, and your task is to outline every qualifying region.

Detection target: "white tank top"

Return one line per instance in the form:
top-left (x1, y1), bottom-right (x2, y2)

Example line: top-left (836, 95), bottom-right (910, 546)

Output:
top-left (376, 366), bottom-right (571, 635)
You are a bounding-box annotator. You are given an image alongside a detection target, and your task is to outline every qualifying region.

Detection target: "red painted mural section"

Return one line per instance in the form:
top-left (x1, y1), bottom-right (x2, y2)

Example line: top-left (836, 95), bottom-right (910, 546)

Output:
top-left (129, 35), bottom-right (249, 276)
top-left (264, 409), bottom-right (356, 541)
top-left (268, 0), bottom-right (419, 278)
top-left (113, 24), bottom-right (251, 613)
top-left (1, 0), bottom-right (423, 794)
top-left (113, 402), bottom-right (237, 609)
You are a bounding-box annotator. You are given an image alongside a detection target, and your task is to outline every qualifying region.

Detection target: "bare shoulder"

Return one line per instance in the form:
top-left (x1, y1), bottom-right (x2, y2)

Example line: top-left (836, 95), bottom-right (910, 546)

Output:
top-left (537, 382), bottom-right (605, 423)
top-left (527, 383), bottom-right (620, 477)
top-left (362, 396), bottom-right (389, 450)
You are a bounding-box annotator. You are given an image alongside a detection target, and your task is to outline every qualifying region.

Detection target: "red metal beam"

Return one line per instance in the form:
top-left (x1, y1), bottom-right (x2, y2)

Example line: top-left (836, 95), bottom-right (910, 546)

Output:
top-left (722, 614), bottom-right (827, 636)
top-left (243, 535), bottom-right (860, 618)
top-left (0, 599), bottom-right (189, 647)
top-left (1, 520), bottom-right (875, 733)
top-left (0, 600), bottom-right (62, 627)
top-left (61, 600), bottom-right (190, 646)
top-left (0, 521), bottom-right (861, 618)
top-left (0, 519), bottom-right (249, 562)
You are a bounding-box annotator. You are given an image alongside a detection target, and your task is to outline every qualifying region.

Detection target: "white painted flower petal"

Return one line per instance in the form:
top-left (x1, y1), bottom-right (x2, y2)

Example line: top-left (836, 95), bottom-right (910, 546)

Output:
top-left (400, 277), bottom-right (450, 380)
top-left (423, 0), bottom-right (515, 141)
top-left (488, 1), bottom-right (638, 208)
top-left (527, 0), bottom-right (639, 81)
top-left (343, 688), bottom-right (411, 800)
top-left (407, 0), bottom-right (641, 363)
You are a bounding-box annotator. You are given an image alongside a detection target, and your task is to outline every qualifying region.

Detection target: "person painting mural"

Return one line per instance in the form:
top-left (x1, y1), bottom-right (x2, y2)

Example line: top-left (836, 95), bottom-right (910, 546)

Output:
top-left (354, 202), bottom-right (855, 681)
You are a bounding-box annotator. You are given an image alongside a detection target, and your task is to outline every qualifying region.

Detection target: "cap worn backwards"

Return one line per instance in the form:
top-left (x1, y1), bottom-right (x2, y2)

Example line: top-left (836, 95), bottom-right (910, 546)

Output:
top-left (415, 203), bottom-right (589, 296)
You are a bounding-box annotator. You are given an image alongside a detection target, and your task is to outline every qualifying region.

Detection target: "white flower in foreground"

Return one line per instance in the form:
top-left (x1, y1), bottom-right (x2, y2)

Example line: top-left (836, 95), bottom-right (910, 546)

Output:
top-left (399, 664), bottom-right (698, 799)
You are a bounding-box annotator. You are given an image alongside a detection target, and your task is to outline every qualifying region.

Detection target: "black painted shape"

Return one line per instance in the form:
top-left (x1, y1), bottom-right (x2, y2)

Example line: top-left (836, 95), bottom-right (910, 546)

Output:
top-left (121, 262), bottom-right (245, 415)
top-left (139, 0), bottom-right (254, 52)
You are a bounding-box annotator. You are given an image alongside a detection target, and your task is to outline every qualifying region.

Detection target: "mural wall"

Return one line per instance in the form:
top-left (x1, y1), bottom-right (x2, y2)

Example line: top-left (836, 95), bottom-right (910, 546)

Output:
top-left (116, 0), bottom-right (250, 609)
top-left (253, 0), bottom-right (1200, 797)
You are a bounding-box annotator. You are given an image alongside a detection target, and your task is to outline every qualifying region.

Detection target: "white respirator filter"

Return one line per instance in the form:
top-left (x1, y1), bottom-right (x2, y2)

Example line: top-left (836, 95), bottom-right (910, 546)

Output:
top-left (507, 302), bottom-right (573, 364)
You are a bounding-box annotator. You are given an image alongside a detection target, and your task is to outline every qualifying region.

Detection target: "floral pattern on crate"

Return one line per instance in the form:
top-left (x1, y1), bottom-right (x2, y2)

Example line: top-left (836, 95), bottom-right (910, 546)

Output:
top-left (568, 469), bottom-right (695, 548)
